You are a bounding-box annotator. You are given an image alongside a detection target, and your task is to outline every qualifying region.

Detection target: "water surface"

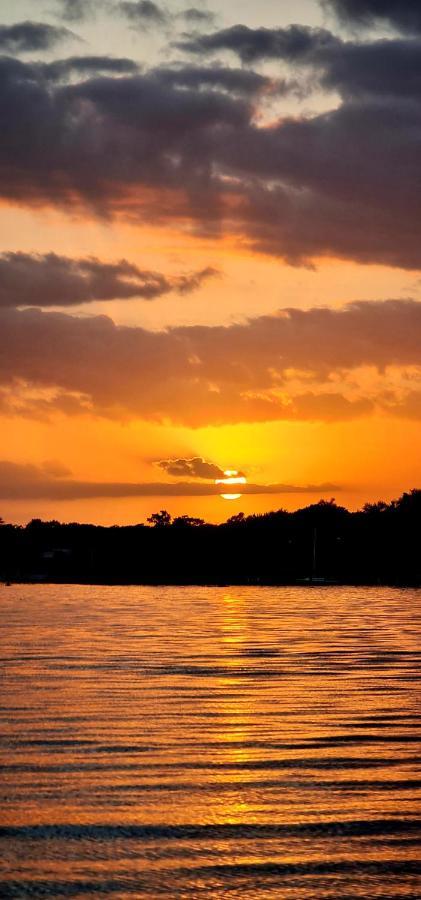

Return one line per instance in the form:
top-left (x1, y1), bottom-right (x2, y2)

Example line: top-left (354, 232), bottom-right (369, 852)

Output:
top-left (1, 585), bottom-right (420, 898)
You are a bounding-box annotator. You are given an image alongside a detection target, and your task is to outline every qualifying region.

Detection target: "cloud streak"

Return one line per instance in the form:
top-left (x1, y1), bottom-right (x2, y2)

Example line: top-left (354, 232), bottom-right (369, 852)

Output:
top-left (176, 24), bottom-right (338, 64)
top-left (181, 8), bottom-right (215, 27)
top-left (118, 1), bottom-right (216, 31)
top-left (0, 461), bottom-right (339, 500)
top-left (41, 56), bottom-right (141, 81)
top-left (0, 253), bottom-right (218, 307)
top-left (153, 64), bottom-right (284, 98)
top-left (0, 21), bottom-right (75, 53)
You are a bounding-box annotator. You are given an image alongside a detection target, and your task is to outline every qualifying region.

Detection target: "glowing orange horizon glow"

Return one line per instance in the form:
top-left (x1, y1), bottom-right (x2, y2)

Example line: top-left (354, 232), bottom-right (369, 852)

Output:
top-left (0, 0), bottom-right (419, 532)
top-left (216, 470), bottom-right (247, 501)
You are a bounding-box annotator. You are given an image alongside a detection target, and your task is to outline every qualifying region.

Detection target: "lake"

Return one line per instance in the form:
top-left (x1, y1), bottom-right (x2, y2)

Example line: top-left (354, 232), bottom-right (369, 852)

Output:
top-left (0, 585), bottom-right (420, 898)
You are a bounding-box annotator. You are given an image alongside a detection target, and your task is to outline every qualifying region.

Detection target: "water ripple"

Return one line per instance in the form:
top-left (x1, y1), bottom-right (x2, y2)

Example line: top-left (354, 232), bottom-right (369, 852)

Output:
top-left (1, 584), bottom-right (420, 898)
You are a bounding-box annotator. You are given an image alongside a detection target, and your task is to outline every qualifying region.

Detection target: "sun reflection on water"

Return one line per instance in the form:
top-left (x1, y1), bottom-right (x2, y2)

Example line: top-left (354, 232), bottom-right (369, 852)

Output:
top-left (0, 584), bottom-right (420, 897)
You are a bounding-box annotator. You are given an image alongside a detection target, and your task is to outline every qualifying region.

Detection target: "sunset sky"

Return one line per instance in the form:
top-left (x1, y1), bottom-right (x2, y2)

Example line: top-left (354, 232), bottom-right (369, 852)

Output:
top-left (1, 0), bottom-right (421, 524)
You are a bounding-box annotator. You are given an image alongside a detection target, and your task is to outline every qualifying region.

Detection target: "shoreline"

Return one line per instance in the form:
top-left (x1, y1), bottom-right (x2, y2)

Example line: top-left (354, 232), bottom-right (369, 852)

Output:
top-left (3, 579), bottom-right (421, 589)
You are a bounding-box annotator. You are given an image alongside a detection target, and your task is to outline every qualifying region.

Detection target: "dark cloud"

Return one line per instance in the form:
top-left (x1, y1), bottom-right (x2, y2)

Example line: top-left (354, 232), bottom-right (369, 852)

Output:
top-left (0, 460), bottom-right (339, 500)
top-left (0, 57), bottom-right (248, 227)
top-left (223, 102), bottom-right (421, 268)
top-left (177, 23), bottom-right (421, 100)
top-left (174, 266), bottom-right (219, 295)
top-left (153, 64), bottom-right (281, 98)
top-left (53, 0), bottom-right (95, 21)
top-left (1, 54), bottom-right (140, 86)
top-left (119, 1), bottom-right (215, 32)
top-left (0, 299), bottom-right (420, 426)
top-left (42, 56), bottom-right (140, 81)
top-left (119, 1), bottom-right (168, 27)
top-left (157, 457), bottom-right (227, 479)
top-left (0, 252), bottom-right (218, 308)
top-left (0, 21), bottom-right (75, 53)
top-left (324, 0), bottom-right (421, 35)
top-left (176, 24), bottom-right (339, 63)
top-left (181, 8), bottom-right (216, 26)
top-left (0, 41), bottom-right (419, 270)
top-left (319, 38), bottom-right (421, 100)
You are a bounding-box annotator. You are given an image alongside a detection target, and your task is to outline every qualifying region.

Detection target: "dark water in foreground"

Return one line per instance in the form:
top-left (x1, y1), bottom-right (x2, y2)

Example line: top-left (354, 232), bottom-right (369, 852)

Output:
top-left (0, 585), bottom-right (420, 899)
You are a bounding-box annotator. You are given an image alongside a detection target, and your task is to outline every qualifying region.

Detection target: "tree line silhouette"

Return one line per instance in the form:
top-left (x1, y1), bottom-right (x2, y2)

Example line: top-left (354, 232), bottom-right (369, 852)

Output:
top-left (1, 490), bottom-right (421, 585)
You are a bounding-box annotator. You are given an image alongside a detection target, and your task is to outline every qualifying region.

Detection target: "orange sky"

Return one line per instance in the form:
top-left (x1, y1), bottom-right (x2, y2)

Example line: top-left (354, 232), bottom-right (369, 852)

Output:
top-left (1, 0), bottom-right (420, 524)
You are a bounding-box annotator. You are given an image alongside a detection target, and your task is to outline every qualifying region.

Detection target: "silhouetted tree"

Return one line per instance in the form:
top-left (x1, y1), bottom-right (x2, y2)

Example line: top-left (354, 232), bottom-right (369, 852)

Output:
top-left (147, 510), bottom-right (172, 527)
top-left (393, 489), bottom-right (421, 514)
top-left (172, 516), bottom-right (205, 528)
top-left (226, 512), bottom-right (246, 525)
top-left (363, 501), bottom-right (389, 514)
top-left (3, 489), bottom-right (421, 585)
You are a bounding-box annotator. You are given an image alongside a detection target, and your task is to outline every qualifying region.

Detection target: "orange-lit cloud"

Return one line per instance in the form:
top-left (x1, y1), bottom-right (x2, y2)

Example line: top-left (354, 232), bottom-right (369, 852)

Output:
top-left (1, 299), bottom-right (421, 426)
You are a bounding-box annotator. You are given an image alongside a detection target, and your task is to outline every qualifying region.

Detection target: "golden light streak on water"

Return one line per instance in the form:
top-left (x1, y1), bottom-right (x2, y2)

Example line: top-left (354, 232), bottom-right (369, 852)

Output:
top-left (0, 584), bottom-right (420, 898)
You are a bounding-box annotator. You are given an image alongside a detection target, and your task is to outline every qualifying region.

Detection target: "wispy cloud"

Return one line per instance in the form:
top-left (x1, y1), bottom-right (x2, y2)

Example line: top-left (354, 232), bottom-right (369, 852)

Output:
top-left (0, 21), bottom-right (76, 53)
top-left (119, 1), bottom-right (169, 28)
top-left (0, 461), bottom-right (339, 500)
top-left (0, 253), bottom-right (218, 308)
top-left (51, 0), bottom-right (96, 22)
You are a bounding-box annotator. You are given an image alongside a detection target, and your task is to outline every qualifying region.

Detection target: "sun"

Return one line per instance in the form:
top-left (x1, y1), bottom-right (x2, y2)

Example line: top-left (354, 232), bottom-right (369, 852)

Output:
top-left (215, 469), bottom-right (247, 501)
